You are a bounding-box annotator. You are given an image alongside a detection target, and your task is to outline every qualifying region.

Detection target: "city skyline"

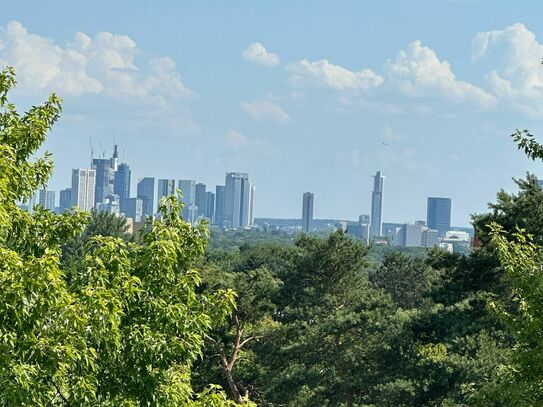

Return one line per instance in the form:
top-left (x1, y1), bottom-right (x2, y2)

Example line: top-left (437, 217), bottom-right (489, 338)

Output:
top-left (4, 2), bottom-right (543, 225)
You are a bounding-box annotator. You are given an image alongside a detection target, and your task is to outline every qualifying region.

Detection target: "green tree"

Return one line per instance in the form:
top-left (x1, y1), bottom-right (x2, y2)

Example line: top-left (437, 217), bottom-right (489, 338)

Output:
top-left (265, 231), bottom-right (398, 407)
top-left (0, 67), bottom-right (247, 406)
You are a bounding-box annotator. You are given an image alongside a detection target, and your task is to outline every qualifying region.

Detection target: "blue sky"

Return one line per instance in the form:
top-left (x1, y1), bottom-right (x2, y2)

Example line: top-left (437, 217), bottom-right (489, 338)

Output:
top-left (3, 1), bottom-right (543, 226)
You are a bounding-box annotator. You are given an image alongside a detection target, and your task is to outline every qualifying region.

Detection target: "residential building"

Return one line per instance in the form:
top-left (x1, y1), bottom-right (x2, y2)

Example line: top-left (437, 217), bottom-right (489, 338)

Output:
top-left (302, 192), bottom-right (314, 233)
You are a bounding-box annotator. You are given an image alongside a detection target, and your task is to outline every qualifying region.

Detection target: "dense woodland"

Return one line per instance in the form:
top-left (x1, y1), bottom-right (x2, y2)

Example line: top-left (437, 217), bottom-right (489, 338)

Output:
top-left (3, 65), bottom-right (543, 406)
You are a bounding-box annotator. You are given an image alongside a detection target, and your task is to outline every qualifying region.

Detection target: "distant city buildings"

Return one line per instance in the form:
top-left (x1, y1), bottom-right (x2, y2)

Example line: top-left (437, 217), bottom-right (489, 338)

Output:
top-left (137, 177), bottom-right (155, 218)
top-left (114, 163), bottom-right (131, 214)
top-left (427, 197), bottom-right (452, 237)
top-left (370, 171), bottom-right (384, 238)
top-left (39, 189), bottom-right (55, 211)
top-left (59, 188), bottom-right (72, 212)
top-left (71, 168), bottom-right (96, 211)
top-left (215, 185), bottom-right (225, 227)
top-left (26, 142), bottom-right (258, 229)
top-left (157, 179), bottom-right (176, 207)
top-left (302, 192), bottom-right (314, 233)
top-left (224, 172), bottom-right (251, 228)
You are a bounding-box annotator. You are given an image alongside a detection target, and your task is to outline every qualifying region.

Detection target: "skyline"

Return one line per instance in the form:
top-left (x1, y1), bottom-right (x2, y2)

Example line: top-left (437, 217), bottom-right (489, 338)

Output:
top-left (3, 1), bottom-right (543, 225)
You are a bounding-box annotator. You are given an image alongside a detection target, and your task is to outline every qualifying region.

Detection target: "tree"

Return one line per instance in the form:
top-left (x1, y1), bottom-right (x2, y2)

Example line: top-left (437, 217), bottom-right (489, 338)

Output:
top-left (0, 67), bottom-right (247, 406)
top-left (370, 251), bottom-right (438, 309)
top-left (264, 231), bottom-right (398, 407)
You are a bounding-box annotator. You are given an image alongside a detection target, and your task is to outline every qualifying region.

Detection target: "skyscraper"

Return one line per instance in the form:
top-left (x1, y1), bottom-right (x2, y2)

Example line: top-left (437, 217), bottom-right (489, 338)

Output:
top-left (195, 183), bottom-right (207, 217)
top-left (126, 197), bottom-right (143, 222)
top-left (215, 185), bottom-right (225, 226)
top-left (248, 184), bottom-right (255, 226)
top-left (370, 171), bottom-right (384, 238)
top-left (137, 177), bottom-right (155, 218)
top-left (427, 197), bottom-right (452, 237)
top-left (38, 189), bottom-right (55, 210)
top-left (223, 173), bottom-right (250, 229)
top-left (59, 188), bottom-right (72, 212)
top-left (178, 180), bottom-right (196, 221)
top-left (302, 192), bottom-right (314, 233)
top-left (71, 168), bottom-right (96, 211)
top-left (157, 179), bottom-right (176, 207)
top-left (92, 158), bottom-right (114, 206)
top-left (114, 163), bottom-right (131, 214)
top-left (206, 191), bottom-right (215, 222)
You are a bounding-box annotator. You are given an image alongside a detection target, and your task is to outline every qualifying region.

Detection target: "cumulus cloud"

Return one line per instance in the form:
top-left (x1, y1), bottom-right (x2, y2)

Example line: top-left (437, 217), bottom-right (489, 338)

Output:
top-left (287, 59), bottom-right (383, 90)
top-left (385, 40), bottom-right (496, 108)
top-left (0, 20), bottom-right (194, 100)
top-left (241, 100), bottom-right (290, 123)
top-left (472, 23), bottom-right (543, 115)
top-left (242, 42), bottom-right (280, 66)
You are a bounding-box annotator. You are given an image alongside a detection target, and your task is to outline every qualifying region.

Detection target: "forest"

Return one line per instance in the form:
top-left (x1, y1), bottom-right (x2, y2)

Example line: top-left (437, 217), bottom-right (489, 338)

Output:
top-left (3, 65), bottom-right (543, 406)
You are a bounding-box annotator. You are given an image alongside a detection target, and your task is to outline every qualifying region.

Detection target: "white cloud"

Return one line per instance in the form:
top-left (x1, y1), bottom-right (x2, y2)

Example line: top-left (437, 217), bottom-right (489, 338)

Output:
top-left (385, 40), bottom-right (496, 108)
top-left (224, 130), bottom-right (249, 150)
top-left (287, 59), bottom-right (383, 90)
top-left (0, 20), bottom-right (194, 100)
top-left (472, 23), bottom-right (543, 115)
top-left (242, 42), bottom-right (280, 66)
top-left (241, 100), bottom-right (290, 123)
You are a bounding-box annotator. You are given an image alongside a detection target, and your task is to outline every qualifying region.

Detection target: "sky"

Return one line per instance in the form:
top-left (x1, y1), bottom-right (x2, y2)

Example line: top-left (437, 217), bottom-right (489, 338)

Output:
top-left (2, 0), bottom-right (543, 226)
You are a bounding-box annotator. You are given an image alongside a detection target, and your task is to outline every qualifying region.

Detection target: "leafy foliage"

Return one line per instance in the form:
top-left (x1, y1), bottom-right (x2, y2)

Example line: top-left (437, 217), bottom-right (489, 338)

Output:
top-left (0, 67), bottom-right (247, 406)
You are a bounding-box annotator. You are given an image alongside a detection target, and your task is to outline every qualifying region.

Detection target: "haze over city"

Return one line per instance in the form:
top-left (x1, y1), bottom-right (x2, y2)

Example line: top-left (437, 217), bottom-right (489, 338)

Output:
top-left (3, 1), bottom-right (543, 225)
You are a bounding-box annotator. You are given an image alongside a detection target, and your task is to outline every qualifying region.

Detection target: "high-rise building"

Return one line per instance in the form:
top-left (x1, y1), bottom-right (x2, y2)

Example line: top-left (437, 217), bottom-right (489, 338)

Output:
top-left (195, 183), bottom-right (207, 217)
top-left (302, 192), bottom-right (314, 233)
top-left (248, 184), bottom-right (255, 226)
top-left (59, 188), bottom-right (72, 212)
top-left (178, 180), bottom-right (196, 205)
top-left (370, 171), bottom-right (384, 238)
top-left (38, 189), bottom-right (55, 210)
top-left (206, 191), bottom-right (215, 222)
top-left (114, 163), bottom-right (131, 214)
top-left (157, 179), bottom-right (176, 207)
top-left (178, 180), bottom-right (196, 221)
top-left (137, 177), bottom-right (155, 218)
top-left (215, 185), bottom-right (225, 226)
top-left (223, 173), bottom-right (250, 229)
top-left (126, 197), bottom-right (143, 222)
top-left (92, 158), bottom-right (114, 206)
top-left (71, 168), bottom-right (96, 211)
top-left (427, 197), bottom-right (452, 237)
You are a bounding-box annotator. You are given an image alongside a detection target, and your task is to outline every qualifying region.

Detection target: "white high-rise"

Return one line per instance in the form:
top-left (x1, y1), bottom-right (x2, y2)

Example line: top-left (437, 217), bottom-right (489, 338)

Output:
top-left (223, 172), bottom-right (250, 229)
top-left (71, 168), bottom-right (96, 211)
top-left (370, 171), bottom-right (384, 238)
top-left (248, 184), bottom-right (255, 226)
